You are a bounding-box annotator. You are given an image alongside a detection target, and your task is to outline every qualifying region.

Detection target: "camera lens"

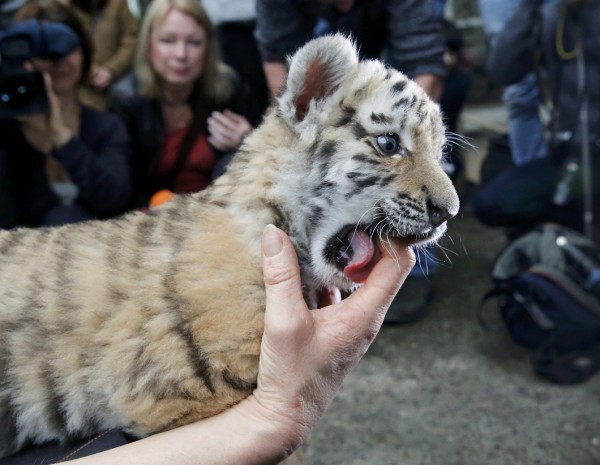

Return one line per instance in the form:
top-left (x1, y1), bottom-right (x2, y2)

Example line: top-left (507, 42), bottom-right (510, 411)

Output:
top-left (0, 75), bottom-right (36, 108)
top-left (0, 71), bottom-right (48, 118)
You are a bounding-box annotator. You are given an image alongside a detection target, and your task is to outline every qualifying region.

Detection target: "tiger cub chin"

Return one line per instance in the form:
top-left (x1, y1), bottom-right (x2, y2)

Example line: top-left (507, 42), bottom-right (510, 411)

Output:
top-left (0, 34), bottom-right (459, 458)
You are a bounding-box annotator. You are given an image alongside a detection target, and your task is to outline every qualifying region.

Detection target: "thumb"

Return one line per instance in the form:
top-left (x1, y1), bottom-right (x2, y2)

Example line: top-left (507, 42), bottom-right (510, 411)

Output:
top-left (41, 72), bottom-right (59, 115)
top-left (261, 225), bottom-right (309, 334)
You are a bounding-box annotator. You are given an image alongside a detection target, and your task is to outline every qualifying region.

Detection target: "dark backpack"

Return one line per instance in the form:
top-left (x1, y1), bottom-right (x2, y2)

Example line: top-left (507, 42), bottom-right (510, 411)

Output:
top-left (479, 223), bottom-right (600, 384)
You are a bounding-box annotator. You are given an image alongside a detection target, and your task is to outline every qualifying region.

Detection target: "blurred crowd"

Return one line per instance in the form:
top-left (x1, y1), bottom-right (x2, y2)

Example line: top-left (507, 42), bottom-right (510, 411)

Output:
top-left (0, 0), bottom-right (469, 228)
top-left (1, 1), bottom-right (599, 462)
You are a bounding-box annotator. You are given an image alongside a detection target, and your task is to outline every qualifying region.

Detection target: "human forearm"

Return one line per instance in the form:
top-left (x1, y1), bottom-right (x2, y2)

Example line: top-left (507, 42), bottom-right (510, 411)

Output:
top-left (413, 74), bottom-right (444, 102)
top-left (66, 398), bottom-right (297, 465)
top-left (263, 62), bottom-right (288, 97)
top-left (101, 37), bottom-right (137, 81)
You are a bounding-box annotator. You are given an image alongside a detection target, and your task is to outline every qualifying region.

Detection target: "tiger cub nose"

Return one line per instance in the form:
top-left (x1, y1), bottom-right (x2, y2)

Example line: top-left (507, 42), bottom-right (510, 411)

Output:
top-left (427, 199), bottom-right (454, 228)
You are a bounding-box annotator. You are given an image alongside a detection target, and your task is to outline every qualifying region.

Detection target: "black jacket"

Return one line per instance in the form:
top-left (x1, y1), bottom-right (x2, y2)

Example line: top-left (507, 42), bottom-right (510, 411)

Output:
top-left (108, 71), bottom-right (260, 208)
top-left (0, 106), bottom-right (131, 229)
top-left (255, 0), bottom-right (446, 80)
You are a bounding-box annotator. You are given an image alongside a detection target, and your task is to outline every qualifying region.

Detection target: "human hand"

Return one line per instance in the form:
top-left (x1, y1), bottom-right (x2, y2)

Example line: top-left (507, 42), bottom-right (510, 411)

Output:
top-left (91, 66), bottom-right (113, 90)
top-left (17, 72), bottom-right (72, 152)
top-left (207, 109), bottom-right (252, 151)
top-left (242, 225), bottom-right (415, 451)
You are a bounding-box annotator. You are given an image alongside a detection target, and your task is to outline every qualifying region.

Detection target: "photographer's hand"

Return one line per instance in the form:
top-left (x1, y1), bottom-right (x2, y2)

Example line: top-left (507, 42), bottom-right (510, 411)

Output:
top-left (17, 72), bottom-right (73, 154)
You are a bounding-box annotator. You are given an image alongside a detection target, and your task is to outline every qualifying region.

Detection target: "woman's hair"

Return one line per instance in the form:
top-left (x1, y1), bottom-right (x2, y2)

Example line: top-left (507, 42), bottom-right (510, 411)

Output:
top-left (14, 0), bottom-right (93, 84)
top-left (134, 0), bottom-right (232, 103)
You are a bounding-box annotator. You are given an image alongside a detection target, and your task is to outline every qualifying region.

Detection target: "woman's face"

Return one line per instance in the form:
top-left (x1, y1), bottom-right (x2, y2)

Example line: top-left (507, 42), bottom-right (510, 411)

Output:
top-left (149, 9), bottom-right (207, 88)
top-left (33, 48), bottom-right (83, 95)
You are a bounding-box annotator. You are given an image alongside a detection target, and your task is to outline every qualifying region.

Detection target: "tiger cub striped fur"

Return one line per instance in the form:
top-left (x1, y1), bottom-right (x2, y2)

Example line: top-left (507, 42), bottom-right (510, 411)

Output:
top-left (0, 34), bottom-right (459, 458)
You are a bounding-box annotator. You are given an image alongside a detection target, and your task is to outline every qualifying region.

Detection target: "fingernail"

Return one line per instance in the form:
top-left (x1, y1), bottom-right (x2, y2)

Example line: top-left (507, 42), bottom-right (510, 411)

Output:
top-left (262, 224), bottom-right (283, 257)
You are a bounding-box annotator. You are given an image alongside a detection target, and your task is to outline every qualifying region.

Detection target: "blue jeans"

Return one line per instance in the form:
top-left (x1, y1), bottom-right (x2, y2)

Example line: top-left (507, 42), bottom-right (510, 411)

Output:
top-left (478, 0), bottom-right (556, 165)
top-left (411, 245), bottom-right (439, 277)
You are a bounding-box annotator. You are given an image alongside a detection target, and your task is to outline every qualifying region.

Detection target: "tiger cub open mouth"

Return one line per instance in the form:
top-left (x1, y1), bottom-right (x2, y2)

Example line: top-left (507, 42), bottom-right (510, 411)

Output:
top-left (325, 226), bottom-right (381, 284)
top-left (325, 224), bottom-right (444, 284)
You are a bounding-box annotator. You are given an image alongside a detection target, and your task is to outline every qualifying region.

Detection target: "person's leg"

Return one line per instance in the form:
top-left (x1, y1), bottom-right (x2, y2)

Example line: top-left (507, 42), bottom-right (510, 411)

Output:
top-left (473, 157), bottom-right (562, 228)
top-left (503, 74), bottom-right (548, 165)
top-left (42, 204), bottom-right (94, 227)
top-left (440, 70), bottom-right (472, 181)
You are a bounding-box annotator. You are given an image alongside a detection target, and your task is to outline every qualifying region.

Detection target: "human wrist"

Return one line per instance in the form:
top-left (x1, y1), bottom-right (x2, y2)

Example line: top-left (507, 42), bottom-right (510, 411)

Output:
top-left (230, 394), bottom-right (307, 463)
top-left (50, 126), bottom-right (73, 148)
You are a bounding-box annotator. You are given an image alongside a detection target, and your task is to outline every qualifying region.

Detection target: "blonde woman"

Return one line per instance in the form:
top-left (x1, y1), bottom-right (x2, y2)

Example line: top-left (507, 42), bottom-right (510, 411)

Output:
top-left (108, 0), bottom-right (259, 208)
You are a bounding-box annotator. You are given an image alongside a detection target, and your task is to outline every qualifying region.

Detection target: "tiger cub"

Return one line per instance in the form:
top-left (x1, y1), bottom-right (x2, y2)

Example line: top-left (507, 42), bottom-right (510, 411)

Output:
top-left (0, 34), bottom-right (459, 457)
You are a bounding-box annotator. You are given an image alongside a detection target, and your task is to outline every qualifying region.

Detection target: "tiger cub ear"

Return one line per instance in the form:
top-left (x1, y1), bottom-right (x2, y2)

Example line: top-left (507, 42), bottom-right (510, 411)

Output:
top-left (279, 33), bottom-right (359, 124)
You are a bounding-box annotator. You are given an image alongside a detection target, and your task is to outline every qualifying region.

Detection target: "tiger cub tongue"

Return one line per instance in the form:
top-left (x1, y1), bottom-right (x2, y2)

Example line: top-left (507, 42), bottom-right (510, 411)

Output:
top-left (343, 230), bottom-right (381, 283)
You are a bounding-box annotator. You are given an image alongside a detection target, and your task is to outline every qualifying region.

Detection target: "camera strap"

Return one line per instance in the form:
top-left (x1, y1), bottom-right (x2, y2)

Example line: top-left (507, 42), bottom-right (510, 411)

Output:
top-left (548, 2), bottom-right (593, 238)
top-left (575, 34), bottom-right (593, 239)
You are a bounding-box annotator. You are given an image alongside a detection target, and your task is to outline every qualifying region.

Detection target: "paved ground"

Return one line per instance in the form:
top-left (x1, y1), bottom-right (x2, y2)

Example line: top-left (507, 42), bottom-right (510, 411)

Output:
top-left (304, 107), bottom-right (600, 465)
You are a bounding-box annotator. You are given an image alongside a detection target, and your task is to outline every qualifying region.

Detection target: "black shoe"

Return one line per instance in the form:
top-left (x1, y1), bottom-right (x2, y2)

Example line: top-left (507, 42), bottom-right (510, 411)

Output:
top-left (384, 276), bottom-right (434, 324)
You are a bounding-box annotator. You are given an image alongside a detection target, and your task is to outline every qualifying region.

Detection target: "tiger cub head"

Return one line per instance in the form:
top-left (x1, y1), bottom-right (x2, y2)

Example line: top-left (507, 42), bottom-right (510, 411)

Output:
top-left (272, 34), bottom-right (460, 290)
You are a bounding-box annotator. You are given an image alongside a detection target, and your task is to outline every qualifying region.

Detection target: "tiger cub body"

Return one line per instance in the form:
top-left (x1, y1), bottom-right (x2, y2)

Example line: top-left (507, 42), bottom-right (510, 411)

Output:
top-left (0, 35), bottom-right (459, 457)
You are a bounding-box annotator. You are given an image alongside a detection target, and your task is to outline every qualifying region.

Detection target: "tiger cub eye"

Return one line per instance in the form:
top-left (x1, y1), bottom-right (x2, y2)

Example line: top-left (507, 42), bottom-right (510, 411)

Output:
top-left (376, 133), bottom-right (400, 155)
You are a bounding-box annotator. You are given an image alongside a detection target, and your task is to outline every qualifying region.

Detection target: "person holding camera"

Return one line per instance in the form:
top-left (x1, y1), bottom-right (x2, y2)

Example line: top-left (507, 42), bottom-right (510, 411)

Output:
top-left (0, 1), bottom-right (132, 230)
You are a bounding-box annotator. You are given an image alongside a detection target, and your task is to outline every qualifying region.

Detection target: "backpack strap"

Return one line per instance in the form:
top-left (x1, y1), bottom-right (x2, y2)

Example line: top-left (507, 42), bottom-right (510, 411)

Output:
top-left (477, 286), bottom-right (510, 332)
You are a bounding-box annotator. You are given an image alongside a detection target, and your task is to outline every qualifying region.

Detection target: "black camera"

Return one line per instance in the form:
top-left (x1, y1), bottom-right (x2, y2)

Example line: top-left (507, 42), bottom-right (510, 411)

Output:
top-left (0, 19), bottom-right (79, 119)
